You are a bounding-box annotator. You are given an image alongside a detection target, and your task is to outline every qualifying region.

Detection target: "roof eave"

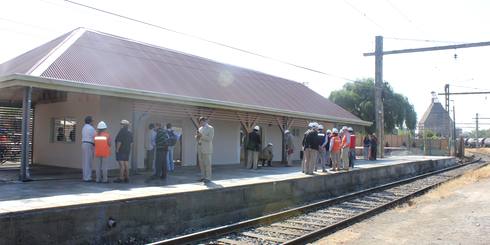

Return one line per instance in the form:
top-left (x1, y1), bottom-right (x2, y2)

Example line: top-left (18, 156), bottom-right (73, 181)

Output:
top-left (0, 74), bottom-right (372, 126)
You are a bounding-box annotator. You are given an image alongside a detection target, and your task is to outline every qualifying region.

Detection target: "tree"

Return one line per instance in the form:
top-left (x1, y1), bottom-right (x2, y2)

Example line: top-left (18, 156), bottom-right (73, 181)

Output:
top-left (329, 78), bottom-right (417, 134)
top-left (467, 129), bottom-right (490, 138)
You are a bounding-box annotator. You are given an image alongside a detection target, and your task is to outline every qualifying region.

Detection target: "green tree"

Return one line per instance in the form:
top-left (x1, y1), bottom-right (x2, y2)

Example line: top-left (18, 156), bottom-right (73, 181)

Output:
top-left (329, 78), bottom-right (417, 134)
top-left (467, 129), bottom-right (490, 138)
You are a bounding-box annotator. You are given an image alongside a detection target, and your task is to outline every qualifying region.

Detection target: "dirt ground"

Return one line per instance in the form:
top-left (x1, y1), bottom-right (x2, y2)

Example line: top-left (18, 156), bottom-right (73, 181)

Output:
top-left (315, 164), bottom-right (490, 245)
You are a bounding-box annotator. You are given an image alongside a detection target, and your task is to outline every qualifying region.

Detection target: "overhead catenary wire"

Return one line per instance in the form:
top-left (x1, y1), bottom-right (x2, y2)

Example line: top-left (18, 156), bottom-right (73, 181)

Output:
top-left (63, 0), bottom-right (355, 82)
top-left (343, 0), bottom-right (385, 31)
top-left (384, 37), bottom-right (467, 44)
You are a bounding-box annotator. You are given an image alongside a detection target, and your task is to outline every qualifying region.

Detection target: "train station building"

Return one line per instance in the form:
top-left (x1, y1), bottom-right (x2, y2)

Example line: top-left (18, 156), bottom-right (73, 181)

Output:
top-left (0, 28), bottom-right (370, 177)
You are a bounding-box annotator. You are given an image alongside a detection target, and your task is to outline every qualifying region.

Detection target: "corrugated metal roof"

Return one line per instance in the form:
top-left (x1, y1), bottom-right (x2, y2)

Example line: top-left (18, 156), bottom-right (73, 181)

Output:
top-left (0, 28), bottom-right (365, 124)
top-left (0, 32), bottom-right (70, 77)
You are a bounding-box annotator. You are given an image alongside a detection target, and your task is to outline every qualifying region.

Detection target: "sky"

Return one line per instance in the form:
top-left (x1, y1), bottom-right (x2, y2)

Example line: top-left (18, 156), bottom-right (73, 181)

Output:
top-left (1, 0), bottom-right (490, 131)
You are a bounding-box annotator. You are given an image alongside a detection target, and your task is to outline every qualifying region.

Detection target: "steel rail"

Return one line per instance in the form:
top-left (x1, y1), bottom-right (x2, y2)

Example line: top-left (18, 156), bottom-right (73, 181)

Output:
top-left (284, 158), bottom-right (486, 244)
top-left (148, 158), bottom-right (482, 245)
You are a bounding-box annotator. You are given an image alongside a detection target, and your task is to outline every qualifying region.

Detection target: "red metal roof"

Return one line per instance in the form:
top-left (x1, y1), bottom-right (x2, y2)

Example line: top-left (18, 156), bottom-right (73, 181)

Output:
top-left (0, 28), bottom-right (364, 124)
top-left (0, 33), bottom-right (69, 77)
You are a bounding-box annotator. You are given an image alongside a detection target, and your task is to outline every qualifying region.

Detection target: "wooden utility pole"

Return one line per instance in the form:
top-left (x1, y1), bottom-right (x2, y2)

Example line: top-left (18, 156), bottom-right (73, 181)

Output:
top-left (374, 36), bottom-right (385, 158)
top-left (452, 102), bottom-right (457, 155)
top-left (475, 113), bottom-right (479, 139)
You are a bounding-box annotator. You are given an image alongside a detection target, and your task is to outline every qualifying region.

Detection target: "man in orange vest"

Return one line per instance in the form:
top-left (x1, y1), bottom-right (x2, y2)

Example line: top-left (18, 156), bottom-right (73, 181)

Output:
top-left (94, 121), bottom-right (111, 183)
top-left (329, 128), bottom-right (341, 171)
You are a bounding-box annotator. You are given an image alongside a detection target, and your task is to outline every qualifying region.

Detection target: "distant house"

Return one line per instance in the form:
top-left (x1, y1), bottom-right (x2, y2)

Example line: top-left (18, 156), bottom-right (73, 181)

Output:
top-left (0, 28), bottom-right (370, 172)
top-left (418, 92), bottom-right (453, 138)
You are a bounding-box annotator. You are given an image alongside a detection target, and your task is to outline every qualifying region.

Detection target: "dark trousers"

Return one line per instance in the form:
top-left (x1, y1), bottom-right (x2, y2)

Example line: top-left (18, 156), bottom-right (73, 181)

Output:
top-left (155, 149), bottom-right (168, 178)
top-left (348, 149), bottom-right (355, 167)
top-left (145, 149), bottom-right (155, 171)
top-left (370, 146), bottom-right (377, 160)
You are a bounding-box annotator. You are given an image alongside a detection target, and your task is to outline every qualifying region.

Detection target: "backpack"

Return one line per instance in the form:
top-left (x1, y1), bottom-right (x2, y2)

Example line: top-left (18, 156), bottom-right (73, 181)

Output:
top-left (156, 128), bottom-right (170, 150)
top-left (167, 130), bottom-right (178, 147)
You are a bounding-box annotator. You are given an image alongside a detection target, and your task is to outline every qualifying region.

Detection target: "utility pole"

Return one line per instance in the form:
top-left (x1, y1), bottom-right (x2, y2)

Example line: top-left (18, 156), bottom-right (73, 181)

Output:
top-left (374, 36), bottom-right (384, 158)
top-left (475, 113), bottom-right (479, 139)
top-left (452, 101), bottom-right (457, 156)
top-left (444, 84), bottom-right (450, 112)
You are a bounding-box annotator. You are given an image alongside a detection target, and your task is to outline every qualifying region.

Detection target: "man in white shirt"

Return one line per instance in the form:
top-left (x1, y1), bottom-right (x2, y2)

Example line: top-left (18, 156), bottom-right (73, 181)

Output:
top-left (81, 116), bottom-right (96, 181)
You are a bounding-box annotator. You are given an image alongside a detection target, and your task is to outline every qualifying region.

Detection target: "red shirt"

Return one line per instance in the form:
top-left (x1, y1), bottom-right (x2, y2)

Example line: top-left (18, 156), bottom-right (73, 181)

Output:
top-left (350, 134), bottom-right (356, 149)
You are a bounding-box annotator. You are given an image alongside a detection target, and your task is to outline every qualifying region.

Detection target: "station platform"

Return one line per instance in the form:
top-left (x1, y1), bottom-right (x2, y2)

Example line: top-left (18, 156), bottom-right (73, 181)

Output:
top-left (0, 156), bottom-right (455, 245)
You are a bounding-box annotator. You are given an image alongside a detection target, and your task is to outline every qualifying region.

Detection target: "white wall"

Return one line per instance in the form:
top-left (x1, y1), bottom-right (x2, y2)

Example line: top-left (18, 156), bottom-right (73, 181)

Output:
top-left (34, 92), bottom-right (299, 168)
top-left (210, 120), bottom-right (241, 165)
top-left (33, 93), bottom-right (101, 168)
top-left (136, 116), bottom-right (241, 166)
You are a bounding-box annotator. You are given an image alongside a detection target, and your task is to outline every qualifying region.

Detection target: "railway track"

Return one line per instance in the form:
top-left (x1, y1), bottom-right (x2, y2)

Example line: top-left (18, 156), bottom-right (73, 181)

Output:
top-left (149, 158), bottom-right (487, 245)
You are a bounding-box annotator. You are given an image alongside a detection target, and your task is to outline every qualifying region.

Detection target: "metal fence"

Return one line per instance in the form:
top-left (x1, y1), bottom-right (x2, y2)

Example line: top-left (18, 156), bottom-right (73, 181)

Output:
top-left (0, 106), bottom-right (33, 163)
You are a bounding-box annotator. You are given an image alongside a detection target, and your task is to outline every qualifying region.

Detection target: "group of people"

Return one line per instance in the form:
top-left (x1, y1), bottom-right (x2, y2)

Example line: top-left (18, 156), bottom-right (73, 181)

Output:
top-left (301, 123), bottom-right (357, 175)
top-left (80, 114), bottom-right (378, 183)
top-left (362, 133), bottom-right (379, 161)
top-left (144, 122), bottom-right (180, 181)
top-left (81, 116), bottom-right (133, 183)
top-left (244, 125), bottom-right (275, 170)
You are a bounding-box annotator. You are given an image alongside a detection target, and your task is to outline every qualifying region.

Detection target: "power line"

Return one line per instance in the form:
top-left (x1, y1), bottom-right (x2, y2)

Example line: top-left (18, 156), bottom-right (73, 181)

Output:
top-left (384, 0), bottom-right (426, 35)
top-left (63, 0), bottom-right (355, 82)
top-left (343, 0), bottom-right (384, 31)
top-left (450, 84), bottom-right (490, 91)
top-left (384, 36), bottom-right (466, 44)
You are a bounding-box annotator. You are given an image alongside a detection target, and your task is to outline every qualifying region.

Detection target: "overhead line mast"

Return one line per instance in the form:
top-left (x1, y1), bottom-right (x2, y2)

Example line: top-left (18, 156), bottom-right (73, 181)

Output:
top-left (365, 37), bottom-right (490, 157)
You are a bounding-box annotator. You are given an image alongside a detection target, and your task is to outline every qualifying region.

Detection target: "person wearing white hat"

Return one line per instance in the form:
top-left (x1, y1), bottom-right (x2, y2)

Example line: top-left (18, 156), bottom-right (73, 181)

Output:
top-left (284, 129), bottom-right (294, 166)
top-left (316, 125), bottom-right (327, 172)
top-left (348, 127), bottom-right (356, 168)
top-left (322, 129), bottom-right (332, 170)
top-left (246, 125), bottom-right (262, 169)
top-left (260, 142), bottom-right (274, 167)
top-left (114, 119), bottom-right (133, 183)
top-left (303, 122), bottom-right (322, 174)
top-left (94, 121), bottom-right (111, 183)
top-left (340, 126), bottom-right (351, 171)
top-left (301, 123), bottom-right (314, 172)
top-left (329, 128), bottom-right (342, 171)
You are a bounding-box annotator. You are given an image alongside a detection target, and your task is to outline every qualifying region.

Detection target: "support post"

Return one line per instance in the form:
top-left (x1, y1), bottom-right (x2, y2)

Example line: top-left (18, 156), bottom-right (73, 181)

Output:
top-left (453, 103), bottom-right (457, 156)
top-left (476, 113), bottom-right (479, 141)
top-left (130, 110), bottom-right (138, 174)
top-left (374, 35), bottom-right (384, 158)
top-left (20, 87), bottom-right (32, 181)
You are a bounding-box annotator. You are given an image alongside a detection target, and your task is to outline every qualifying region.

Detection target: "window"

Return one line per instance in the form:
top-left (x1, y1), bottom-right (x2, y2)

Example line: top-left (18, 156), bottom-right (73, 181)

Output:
top-left (292, 128), bottom-right (300, 137)
top-left (52, 118), bottom-right (77, 143)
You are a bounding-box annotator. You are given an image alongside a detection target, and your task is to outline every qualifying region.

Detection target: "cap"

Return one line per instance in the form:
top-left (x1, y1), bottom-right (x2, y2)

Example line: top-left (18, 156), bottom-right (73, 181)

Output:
top-left (326, 129), bottom-right (332, 134)
top-left (97, 121), bottom-right (108, 129)
top-left (332, 128), bottom-right (339, 133)
top-left (120, 119), bottom-right (130, 125)
top-left (307, 122), bottom-right (313, 128)
top-left (348, 127), bottom-right (353, 132)
top-left (318, 124), bottom-right (324, 130)
top-left (341, 126), bottom-right (348, 131)
top-left (311, 122), bottom-right (319, 129)
top-left (267, 142), bottom-right (273, 146)
top-left (198, 116), bottom-right (207, 122)
top-left (284, 129), bottom-right (290, 134)
top-left (253, 125), bottom-right (260, 131)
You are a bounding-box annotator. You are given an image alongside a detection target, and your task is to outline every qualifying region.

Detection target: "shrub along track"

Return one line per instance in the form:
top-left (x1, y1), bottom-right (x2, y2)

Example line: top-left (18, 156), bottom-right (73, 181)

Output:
top-left (149, 158), bottom-right (486, 245)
